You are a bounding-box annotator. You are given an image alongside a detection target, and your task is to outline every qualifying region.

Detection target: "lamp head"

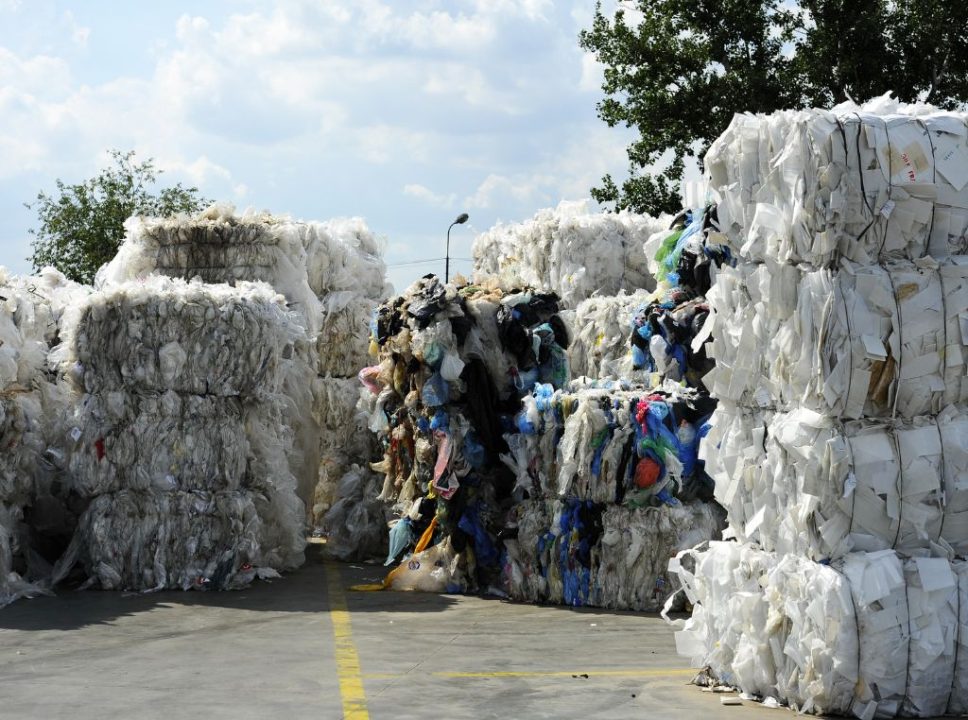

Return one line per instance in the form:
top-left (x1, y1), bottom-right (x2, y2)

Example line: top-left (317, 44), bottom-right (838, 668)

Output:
top-left (455, 213), bottom-right (469, 224)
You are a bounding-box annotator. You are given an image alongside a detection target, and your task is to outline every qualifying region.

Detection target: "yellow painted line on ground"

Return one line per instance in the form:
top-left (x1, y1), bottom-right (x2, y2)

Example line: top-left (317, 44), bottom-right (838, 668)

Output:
top-left (325, 562), bottom-right (370, 720)
top-left (363, 668), bottom-right (696, 680)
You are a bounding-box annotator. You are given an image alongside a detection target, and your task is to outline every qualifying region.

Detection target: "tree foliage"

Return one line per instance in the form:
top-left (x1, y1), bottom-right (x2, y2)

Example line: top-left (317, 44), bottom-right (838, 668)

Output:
top-left (579, 0), bottom-right (968, 215)
top-left (27, 150), bottom-right (210, 284)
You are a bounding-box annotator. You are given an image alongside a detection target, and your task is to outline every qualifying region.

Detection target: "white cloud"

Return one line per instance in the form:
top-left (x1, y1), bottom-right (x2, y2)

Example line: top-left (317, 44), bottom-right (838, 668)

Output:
top-left (464, 173), bottom-right (553, 209)
top-left (403, 183), bottom-right (456, 208)
top-left (64, 11), bottom-right (90, 48)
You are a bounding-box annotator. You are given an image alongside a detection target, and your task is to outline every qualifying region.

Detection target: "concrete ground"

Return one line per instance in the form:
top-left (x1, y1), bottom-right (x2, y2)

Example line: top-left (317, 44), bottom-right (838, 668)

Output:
top-left (1, 545), bottom-right (785, 720)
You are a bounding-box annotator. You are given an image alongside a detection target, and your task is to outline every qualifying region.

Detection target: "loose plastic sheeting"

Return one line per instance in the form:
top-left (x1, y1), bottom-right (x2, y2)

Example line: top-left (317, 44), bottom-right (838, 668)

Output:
top-left (567, 290), bottom-right (649, 380)
top-left (669, 541), bottom-right (968, 718)
top-left (705, 257), bottom-right (968, 418)
top-left (319, 465), bottom-right (389, 561)
top-left (705, 403), bottom-right (968, 560)
top-left (66, 276), bottom-right (301, 398)
top-left (706, 96), bottom-right (968, 266)
top-left (472, 200), bottom-right (664, 308)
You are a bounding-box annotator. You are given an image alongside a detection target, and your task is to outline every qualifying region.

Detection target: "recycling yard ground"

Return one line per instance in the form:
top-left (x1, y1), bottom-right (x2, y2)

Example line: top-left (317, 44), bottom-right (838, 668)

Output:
top-left (0, 544), bottom-right (782, 720)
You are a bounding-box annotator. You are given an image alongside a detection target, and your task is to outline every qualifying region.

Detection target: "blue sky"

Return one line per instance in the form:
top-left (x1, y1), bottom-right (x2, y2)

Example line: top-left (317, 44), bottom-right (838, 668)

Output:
top-left (0, 0), bottom-right (644, 291)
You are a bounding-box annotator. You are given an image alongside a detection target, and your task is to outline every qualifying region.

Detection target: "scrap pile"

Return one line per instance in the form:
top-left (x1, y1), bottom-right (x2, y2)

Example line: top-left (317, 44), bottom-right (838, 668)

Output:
top-left (0, 268), bottom-right (88, 606)
top-left (670, 97), bottom-right (968, 716)
top-left (99, 206), bottom-right (389, 523)
top-left (362, 276), bottom-right (571, 589)
top-left (501, 380), bottom-right (724, 611)
top-left (56, 277), bottom-right (305, 590)
top-left (472, 200), bottom-right (665, 308)
top-left (567, 290), bottom-right (650, 380)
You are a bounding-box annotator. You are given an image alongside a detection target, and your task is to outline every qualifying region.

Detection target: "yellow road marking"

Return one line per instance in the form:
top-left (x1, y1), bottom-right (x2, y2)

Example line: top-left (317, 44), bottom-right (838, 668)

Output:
top-left (326, 563), bottom-right (370, 720)
top-left (363, 668), bottom-right (696, 680)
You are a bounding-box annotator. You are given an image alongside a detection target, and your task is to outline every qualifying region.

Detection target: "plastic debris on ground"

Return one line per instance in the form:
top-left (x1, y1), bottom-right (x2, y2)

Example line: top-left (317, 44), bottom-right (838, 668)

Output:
top-left (472, 200), bottom-right (666, 309)
top-left (670, 96), bottom-right (968, 718)
top-left (53, 277), bottom-right (306, 591)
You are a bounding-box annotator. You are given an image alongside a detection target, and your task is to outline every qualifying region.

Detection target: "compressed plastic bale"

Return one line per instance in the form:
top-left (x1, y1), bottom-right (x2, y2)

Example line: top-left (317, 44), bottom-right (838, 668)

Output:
top-left (316, 292), bottom-right (377, 377)
top-left (312, 375), bottom-right (375, 462)
top-left (670, 543), bottom-right (968, 717)
top-left (705, 99), bottom-right (968, 267)
top-left (98, 205), bottom-right (325, 334)
top-left (592, 502), bottom-right (724, 612)
top-left (502, 498), bottom-right (553, 604)
top-left (68, 489), bottom-right (269, 591)
top-left (768, 553), bottom-right (859, 716)
top-left (319, 466), bottom-right (388, 561)
top-left (567, 291), bottom-right (648, 379)
top-left (706, 258), bottom-right (966, 418)
top-left (949, 560), bottom-right (968, 715)
top-left (69, 276), bottom-right (301, 398)
top-left (303, 217), bottom-right (390, 300)
top-left (900, 556), bottom-right (959, 718)
top-left (67, 391), bottom-right (253, 496)
top-left (708, 404), bottom-right (964, 560)
top-left (472, 200), bottom-right (663, 309)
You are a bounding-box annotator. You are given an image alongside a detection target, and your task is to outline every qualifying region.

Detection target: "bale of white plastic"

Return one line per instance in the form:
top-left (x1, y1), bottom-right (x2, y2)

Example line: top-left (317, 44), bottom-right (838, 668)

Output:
top-left (705, 257), bottom-right (968, 418)
top-left (670, 542), bottom-right (968, 717)
top-left (705, 97), bottom-right (968, 266)
top-left (706, 403), bottom-right (968, 560)
top-left (567, 291), bottom-right (648, 379)
top-left (472, 200), bottom-right (663, 308)
top-left (68, 277), bottom-right (301, 398)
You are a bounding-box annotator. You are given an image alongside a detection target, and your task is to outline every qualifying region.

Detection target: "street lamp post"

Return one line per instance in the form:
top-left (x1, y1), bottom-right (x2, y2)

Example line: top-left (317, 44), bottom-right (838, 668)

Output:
top-left (445, 212), bottom-right (469, 284)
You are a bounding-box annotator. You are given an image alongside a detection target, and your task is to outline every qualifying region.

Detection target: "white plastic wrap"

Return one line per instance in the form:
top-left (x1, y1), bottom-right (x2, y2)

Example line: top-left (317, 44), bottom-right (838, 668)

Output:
top-left (68, 277), bottom-right (301, 397)
top-left (706, 98), bottom-right (968, 266)
top-left (670, 542), bottom-right (968, 718)
top-left (706, 403), bottom-right (968, 560)
top-left (567, 291), bottom-right (648, 379)
top-left (705, 258), bottom-right (968, 418)
top-left (473, 200), bottom-right (663, 308)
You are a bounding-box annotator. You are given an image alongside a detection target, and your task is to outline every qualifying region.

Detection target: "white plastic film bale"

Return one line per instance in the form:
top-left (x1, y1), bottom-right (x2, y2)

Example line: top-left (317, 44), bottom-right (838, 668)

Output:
top-left (705, 99), bottom-right (968, 266)
top-left (567, 291), bottom-right (648, 380)
top-left (69, 276), bottom-right (301, 398)
top-left (472, 200), bottom-right (663, 308)
top-left (705, 258), bottom-right (968, 418)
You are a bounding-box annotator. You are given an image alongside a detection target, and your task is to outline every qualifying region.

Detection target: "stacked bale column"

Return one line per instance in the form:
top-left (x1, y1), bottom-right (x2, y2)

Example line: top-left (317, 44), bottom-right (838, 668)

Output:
top-left (61, 277), bottom-right (303, 590)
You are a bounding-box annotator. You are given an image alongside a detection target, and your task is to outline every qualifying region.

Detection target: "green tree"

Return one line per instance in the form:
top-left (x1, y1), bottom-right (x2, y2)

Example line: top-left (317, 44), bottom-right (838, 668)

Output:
top-left (27, 150), bottom-right (210, 284)
top-left (579, 0), bottom-right (968, 216)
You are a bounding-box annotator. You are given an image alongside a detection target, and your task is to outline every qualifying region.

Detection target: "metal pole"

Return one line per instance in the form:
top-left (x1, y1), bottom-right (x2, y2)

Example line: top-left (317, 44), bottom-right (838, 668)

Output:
top-left (446, 221), bottom-right (456, 284)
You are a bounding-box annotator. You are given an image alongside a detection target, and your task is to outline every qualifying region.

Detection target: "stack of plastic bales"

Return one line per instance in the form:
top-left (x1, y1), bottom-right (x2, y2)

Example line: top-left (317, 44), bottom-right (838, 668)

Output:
top-left (472, 200), bottom-right (666, 309)
top-left (98, 206), bottom-right (389, 522)
top-left (0, 267), bottom-right (88, 606)
top-left (55, 277), bottom-right (305, 590)
top-left (670, 97), bottom-right (968, 717)
top-left (501, 379), bottom-right (724, 611)
top-left (361, 276), bottom-right (571, 589)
